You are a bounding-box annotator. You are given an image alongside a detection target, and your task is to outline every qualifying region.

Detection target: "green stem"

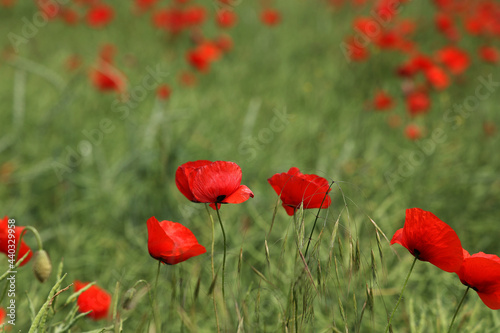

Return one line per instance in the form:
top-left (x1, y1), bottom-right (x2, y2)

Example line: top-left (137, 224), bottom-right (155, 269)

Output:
top-left (447, 286), bottom-right (470, 333)
top-left (153, 260), bottom-right (162, 332)
top-left (204, 204), bottom-right (220, 333)
top-left (21, 226), bottom-right (44, 250)
top-left (304, 180), bottom-right (335, 258)
top-left (215, 205), bottom-right (227, 299)
top-left (384, 256), bottom-right (418, 333)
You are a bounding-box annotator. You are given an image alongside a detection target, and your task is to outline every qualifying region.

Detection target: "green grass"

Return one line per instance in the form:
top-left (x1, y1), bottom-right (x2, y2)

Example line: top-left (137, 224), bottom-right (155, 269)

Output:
top-left (1, 0), bottom-right (500, 332)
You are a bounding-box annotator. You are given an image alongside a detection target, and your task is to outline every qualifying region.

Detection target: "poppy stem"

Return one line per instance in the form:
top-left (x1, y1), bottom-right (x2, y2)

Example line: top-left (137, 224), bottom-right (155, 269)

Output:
top-left (384, 256), bottom-right (418, 333)
top-left (215, 205), bottom-right (227, 299)
top-left (304, 180), bottom-right (335, 258)
top-left (205, 204), bottom-right (221, 332)
top-left (447, 286), bottom-right (470, 333)
top-left (153, 260), bottom-right (162, 332)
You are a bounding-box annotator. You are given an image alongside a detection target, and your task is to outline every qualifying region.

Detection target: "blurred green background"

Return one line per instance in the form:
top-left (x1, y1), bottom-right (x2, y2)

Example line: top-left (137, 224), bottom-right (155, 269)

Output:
top-left (1, 0), bottom-right (500, 331)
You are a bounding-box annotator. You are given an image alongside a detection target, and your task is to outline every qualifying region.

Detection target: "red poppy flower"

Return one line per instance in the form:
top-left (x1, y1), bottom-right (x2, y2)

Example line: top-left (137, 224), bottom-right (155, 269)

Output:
top-left (176, 160), bottom-right (254, 209)
top-left (390, 208), bottom-right (463, 273)
top-left (435, 12), bottom-right (459, 40)
top-left (404, 124), bottom-right (421, 140)
top-left (216, 9), bottom-right (237, 28)
top-left (479, 46), bottom-right (499, 64)
top-left (343, 36), bottom-right (369, 62)
top-left (90, 64), bottom-right (126, 93)
top-left (152, 8), bottom-right (185, 33)
top-left (61, 8), bottom-right (79, 25)
top-left (260, 8), bottom-right (281, 26)
top-left (424, 66), bottom-right (449, 90)
top-left (186, 42), bottom-right (221, 73)
top-left (268, 167), bottom-right (332, 216)
top-left (436, 46), bottom-right (470, 75)
top-left (156, 84), bottom-right (171, 100)
top-left (457, 251), bottom-right (500, 309)
top-left (86, 4), bottom-right (114, 28)
top-left (406, 90), bottom-right (430, 116)
top-left (183, 5), bottom-right (206, 26)
top-left (372, 90), bottom-right (394, 111)
top-left (0, 216), bottom-right (32, 266)
top-left (134, 0), bottom-right (158, 13)
top-left (74, 281), bottom-right (111, 320)
top-left (147, 216), bottom-right (206, 265)
top-left (36, 0), bottom-right (59, 20)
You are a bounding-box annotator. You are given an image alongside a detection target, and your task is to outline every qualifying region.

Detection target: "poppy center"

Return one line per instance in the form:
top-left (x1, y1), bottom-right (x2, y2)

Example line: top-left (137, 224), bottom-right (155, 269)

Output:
top-left (216, 195), bottom-right (226, 202)
top-left (413, 249), bottom-right (421, 259)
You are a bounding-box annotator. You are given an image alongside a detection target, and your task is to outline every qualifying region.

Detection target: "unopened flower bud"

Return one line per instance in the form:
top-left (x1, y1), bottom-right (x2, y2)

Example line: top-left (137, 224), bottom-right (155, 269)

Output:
top-left (32, 250), bottom-right (52, 283)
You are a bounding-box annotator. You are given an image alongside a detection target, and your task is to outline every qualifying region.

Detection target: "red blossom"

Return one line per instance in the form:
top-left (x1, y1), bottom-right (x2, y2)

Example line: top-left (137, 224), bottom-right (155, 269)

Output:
top-left (74, 281), bottom-right (111, 320)
top-left (156, 84), bottom-right (171, 100)
top-left (372, 90), bottom-right (394, 111)
top-left (457, 251), bottom-right (500, 310)
top-left (268, 167), bottom-right (332, 216)
top-left (406, 90), bottom-right (430, 116)
top-left (216, 9), bottom-right (237, 28)
top-left (260, 8), bottom-right (281, 26)
top-left (147, 216), bottom-right (206, 265)
top-left (404, 123), bottom-right (422, 140)
top-left (391, 208), bottom-right (463, 273)
top-left (479, 46), bottom-right (499, 64)
top-left (0, 216), bottom-right (32, 266)
top-left (436, 46), bottom-right (470, 75)
top-left (86, 4), bottom-right (114, 28)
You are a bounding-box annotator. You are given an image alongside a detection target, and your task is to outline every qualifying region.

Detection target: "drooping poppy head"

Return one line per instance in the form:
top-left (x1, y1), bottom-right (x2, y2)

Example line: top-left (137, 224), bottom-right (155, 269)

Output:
top-left (182, 161), bottom-right (254, 210)
top-left (74, 281), bottom-right (111, 320)
top-left (0, 216), bottom-right (33, 266)
top-left (457, 251), bottom-right (500, 310)
top-left (147, 216), bottom-right (206, 265)
top-left (391, 208), bottom-right (463, 273)
top-left (268, 167), bottom-right (332, 216)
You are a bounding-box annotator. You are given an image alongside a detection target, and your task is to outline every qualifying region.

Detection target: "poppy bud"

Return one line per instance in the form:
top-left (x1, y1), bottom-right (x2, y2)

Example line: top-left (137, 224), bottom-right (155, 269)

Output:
top-left (32, 250), bottom-right (52, 283)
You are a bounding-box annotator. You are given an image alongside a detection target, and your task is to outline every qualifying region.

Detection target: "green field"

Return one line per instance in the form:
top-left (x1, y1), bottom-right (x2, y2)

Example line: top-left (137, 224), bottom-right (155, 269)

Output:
top-left (1, 0), bottom-right (500, 332)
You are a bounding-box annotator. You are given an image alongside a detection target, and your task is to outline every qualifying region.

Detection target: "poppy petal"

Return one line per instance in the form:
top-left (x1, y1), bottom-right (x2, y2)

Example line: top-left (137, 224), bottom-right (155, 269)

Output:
top-left (222, 185), bottom-right (254, 204)
top-left (189, 161), bottom-right (242, 203)
top-left (175, 160), bottom-right (211, 202)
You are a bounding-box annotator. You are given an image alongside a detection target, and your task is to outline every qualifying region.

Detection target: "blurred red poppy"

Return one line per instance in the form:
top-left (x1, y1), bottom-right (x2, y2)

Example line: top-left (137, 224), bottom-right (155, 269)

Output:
top-left (0, 216), bottom-right (32, 266)
top-left (61, 8), bottom-right (79, 25)
top-left (86, 4), bottom-right (114, 28)
top-left (215, 34), bottom-right (233, 52)
top-left (186, 41), bottom-right (221, 73)
top-left (260, 8), bottom-right (281, 26)
top-left (147, 216), bottom-right (206, 265)
top-left (157, 84), bottom-right (171, 100)
top-left (436, 46), bottom-right (470, 75)
top-left (479, 46), bottom-right (499, 64)
top-left (372, 90), bottom-right (394, 111)
top-left (216, 9), bottom-right (237, 28)
top-left (406, 90), bottom-right (430, 116)
top-left (90, 64), bottom-right (126, 93)
top-left (344, 36), bottom-right (369, 62)
top-left (424, 66), bottom-right (449, 90)
top-left (391, 208), bottom-right (463, 273)
top-left (74, 281), bottom-right (111, 320)
top-left (457, 251), bottom-right (500, 309)
top-left (268, 167), bottom-right (332, 216)
top-left (404, 124), bottom-right (421, 140)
